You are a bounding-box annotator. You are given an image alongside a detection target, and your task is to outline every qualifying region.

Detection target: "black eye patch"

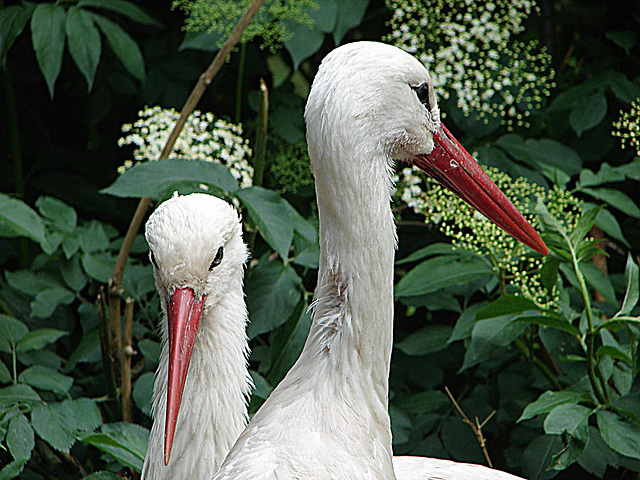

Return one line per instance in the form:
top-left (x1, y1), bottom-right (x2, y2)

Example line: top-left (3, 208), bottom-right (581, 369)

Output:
top-left (411, 83), bottom-right (431, 110)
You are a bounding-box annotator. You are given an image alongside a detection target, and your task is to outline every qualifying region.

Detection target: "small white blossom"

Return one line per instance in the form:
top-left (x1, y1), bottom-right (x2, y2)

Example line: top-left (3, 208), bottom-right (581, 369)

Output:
top-left (117, 106), bottom-right (253, 188)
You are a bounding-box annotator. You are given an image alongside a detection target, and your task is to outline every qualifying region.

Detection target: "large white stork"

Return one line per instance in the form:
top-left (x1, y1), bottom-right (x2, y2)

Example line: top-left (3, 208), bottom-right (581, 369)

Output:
top-left (142, 193), bottom-right (252, 479)
top-left (211, 42), bottom-right (546, 479)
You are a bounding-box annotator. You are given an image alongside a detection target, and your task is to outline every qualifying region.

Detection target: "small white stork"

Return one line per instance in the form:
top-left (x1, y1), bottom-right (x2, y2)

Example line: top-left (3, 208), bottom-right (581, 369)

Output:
top-left (142, 193), bottom-right (252, 479)
top-left (211, 42), bottom-right (545, 479)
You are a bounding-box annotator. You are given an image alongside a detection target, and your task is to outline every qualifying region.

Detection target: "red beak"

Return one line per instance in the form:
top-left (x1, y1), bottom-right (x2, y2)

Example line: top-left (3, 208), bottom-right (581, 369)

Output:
top-left (413, 123), bottom-right (548, 255)
top-left (164, 287), bottom-right (205, 465)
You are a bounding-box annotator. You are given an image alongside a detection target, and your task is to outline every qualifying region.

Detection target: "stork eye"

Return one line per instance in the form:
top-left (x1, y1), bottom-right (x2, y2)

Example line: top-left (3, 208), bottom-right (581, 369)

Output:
top-left (209, 246), bottom-right (224, 270)
top-left (150, 251), bottom-right (158, 269)
top-left (411, 83), bottom-right (431, 110)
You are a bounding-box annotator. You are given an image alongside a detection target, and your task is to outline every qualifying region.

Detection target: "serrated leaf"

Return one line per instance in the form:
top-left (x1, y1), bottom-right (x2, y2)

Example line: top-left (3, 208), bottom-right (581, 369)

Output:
top-left (235, 187), bottom-right (294, 260)
top-left (16, 328), bottom-right (68, 353)
top-left (7, 412), bottom-right (33, 461)
top-left (0, 458), bottom-right (26, 480)
top-left (616, 254), bottom-right (639, 317)
top-left (597, 410), bottom-right (640, 460)
top-left (245, 256), bottom-right (302, 338)
top-left (66, 7), bottom-right (101, 91)
top-left (101, 158), bottom-right (239, 198)
top-left (544, 404), bottom-right (592, 440)
top-left (19, 365), bottom-right (73, 394)
top-left (395, 255), bottom-right (493, 298)
top-left (78, 220), bottom-right (110, 253)
top-left (0, 315), bottom-right (28, 352)
top-left (78, 0), bottom-right (162, 28)
top-left (88, 12), bottom-right (145, 82)
top-left (0, 193), bottom-right (46, 244)
top-left (31, 3), bottom-right (66, 98)
top-left (395, 325), bottom-right (452, 356)
top-left (0, 384), bottom-right (42, 407)
top-left (69, 398), bottom-right (103, 432)
top-left (31, 403), bottom-right (77, 453)
top-left (35, 196), bottom-right (77, 233)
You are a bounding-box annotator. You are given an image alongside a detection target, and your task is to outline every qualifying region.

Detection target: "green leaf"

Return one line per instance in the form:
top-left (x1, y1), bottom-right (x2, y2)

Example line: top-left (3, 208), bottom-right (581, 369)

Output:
top-left (60, 254), bottom-right (88, 292)
top-left (31, 3), bottom-right (66, 97)
top-left (577, 426), bottom-right (621, 477)
top-left (78, 0), bottom-right (163, 28)
top-left (595, 207), bottom-right (629, 247)
top-left (395, 242), bottom-right (465, 265)
top-left (520, 391), bottom-right (589, 422)
top-left (580, 187), bottom-right (640, 218)
top-left (333, 0), bottom-right (369, 44)
top-left (0, 384), bottom-right (42, 407)
top-left (597, 345), bottom-right (632, 364)
top-left (448, 302), bottom-right (489, 343)
top-left (515, 314), bottom-right (580, 337)
top-left (81, 251), bottom-right (116, 283)
top-left (399, 390), bottom-right (448, 414)
top-left (522, 434), bottom-right (564, 480)
top-left (0, 360), bottom-right (11, 383)
top-left (30, 287), bottom-right (76, 318)
top-left (82, 472), bottom-right (123, 480)
top-left (132, 372), bottom-right (154, 417)
top-left (235, 187), bottom-right (294, 260)
top-left (16, 328), bottom-right (68, 353)
top-left (19, 365), bottom-right (73, 394)
top-left (5, 270), bottom-right (60, 296)
top-left (605, 30), bottom-right (636, 54)
top-left (496, 135), bottom-right (582, 175)
top-left (66, 7), bottom-right (101, 91)
top-left (102, 158), bottom-right (239, 198)
top-left (569, 92), bottom-right (607, 136)
top-left (7, 412), bottom-right (34, 461)
top-left (70, 398), bottom-right (103, 432)
top-left (395, 255), bottom-right (493, 298)
top-left (597, 410), bottom-right (640, 460)
top-left (309, 0), bottom-right (336, 32)
top-left (36, 196), bottom-right (77, 233)
top-left (245, 256), bottom-right (302, 338)
top-left (179, 30), bottom-right (222, 52)
top-left (0, 4), bottom-right (34, 60)
top-left (395, 325), bottom-right (452, 356)
top-left (31, 403), bottom-right (77, 453)
top-left (249, 370), bottom-right (273, 400)
top-left (616, 254), bottom-right (639, 317)
top-left (544, 404), bottom-right (592, 439)
top-left (65, 329), bottom-right (101, 371)
top-left (0, 194), bottom-right (46, 244)
top-left (79, 220), bottom-right (110, 253)
top-left (0, 315), bottom-right (28, 352)
top-left (87, 12), bottom-right (145, 82)
top-left (581, 261), bottom-right (616, 305)
top-left (80, 422), bottom-right (149, 472)
top-left (0, 458), bottom-right (26, 480)
top-left (476, 295), bottom-right (541, 320)
top-left (283, 20), bottom-right (324, 70)
top-left (569, 204), bottom-right (601, 248)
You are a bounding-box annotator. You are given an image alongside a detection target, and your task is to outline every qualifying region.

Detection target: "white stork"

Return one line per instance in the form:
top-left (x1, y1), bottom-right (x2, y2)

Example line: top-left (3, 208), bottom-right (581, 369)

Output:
top-left (211, 42), bottom-right (545, 479)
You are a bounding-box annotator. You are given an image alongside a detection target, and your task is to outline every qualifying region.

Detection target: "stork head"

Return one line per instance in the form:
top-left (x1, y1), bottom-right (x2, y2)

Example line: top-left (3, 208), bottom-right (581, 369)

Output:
top-left (145, 193), bottom-right (247, 466)
top-left (305, 41), bottom-right (548, 255)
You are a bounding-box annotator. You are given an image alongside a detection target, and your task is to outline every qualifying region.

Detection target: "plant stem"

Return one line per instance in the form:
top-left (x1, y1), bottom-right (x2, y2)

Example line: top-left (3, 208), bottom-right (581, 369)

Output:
top-left (253, 78), bottom-right (269, 187)
top-left (235, 42), bottom-right (247, 123)
top-left (573, 254), bottom-right (609, 404)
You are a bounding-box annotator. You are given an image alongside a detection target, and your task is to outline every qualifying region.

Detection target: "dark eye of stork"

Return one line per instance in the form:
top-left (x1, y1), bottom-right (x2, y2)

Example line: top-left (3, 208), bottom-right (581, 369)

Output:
top-left (411, 83), bottom-right (431, 110)
top-left (150, 251), bottom-right (158, 269)
top-left (209, 246), bottom-right (224, 270)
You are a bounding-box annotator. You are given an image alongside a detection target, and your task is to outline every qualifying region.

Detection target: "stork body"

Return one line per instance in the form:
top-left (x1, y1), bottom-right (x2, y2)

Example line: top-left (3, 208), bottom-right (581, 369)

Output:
top-left (142, 193), bottom-right (252, 479)
top-left (213, 42), bottom-right (543, 480)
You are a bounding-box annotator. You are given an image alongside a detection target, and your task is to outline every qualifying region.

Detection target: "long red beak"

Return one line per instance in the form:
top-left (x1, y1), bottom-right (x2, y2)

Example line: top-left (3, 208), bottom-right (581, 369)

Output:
top-left (413, 123), bottom-right (548, 255)
top-left (164, 287), bottom-right (205, 465)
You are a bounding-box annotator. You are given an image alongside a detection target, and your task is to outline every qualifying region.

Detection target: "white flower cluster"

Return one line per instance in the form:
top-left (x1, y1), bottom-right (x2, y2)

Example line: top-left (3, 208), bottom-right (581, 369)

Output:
top-left (386, 0), bottom-right (555, 128)
top-left (612, 98), bottom-right (640, 156)
top-left (117, 106), bottom-right (253, 188)
top-left (394, 165), bottom-right (582, 309)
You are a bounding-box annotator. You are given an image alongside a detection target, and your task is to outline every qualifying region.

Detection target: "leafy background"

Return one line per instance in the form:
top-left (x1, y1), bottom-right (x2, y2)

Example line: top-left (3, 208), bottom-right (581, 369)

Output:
top-left (1, 0), bottom-right (640, 479)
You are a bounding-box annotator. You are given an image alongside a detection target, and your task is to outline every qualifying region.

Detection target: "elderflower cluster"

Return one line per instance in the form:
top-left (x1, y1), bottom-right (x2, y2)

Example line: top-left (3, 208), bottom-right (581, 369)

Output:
top-left (394, 165), bottom-right (582, 308)
top-left (612, 98), bottom-right (640, 156)
top-left (117, 106), bottom-right (253, 188)
top-left (385, 0), bottom-right (555, 128)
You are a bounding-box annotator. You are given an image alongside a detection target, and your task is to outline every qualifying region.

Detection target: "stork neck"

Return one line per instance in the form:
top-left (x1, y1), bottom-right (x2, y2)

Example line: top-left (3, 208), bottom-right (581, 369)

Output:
top-left (142, 285), bottom-right (251, 479)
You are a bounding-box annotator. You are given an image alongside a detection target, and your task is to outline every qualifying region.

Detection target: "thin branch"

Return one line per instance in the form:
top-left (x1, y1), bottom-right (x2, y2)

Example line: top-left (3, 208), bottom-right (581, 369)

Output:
top-left (444, 386), bottom-right (495, 468)
top-left (121, 297), bottom-right (135, 423)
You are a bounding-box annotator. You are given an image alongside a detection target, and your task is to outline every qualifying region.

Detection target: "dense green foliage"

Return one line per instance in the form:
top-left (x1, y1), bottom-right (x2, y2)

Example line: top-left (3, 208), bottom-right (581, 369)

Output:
top-left (1, 0), bottom-right (640, 479)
